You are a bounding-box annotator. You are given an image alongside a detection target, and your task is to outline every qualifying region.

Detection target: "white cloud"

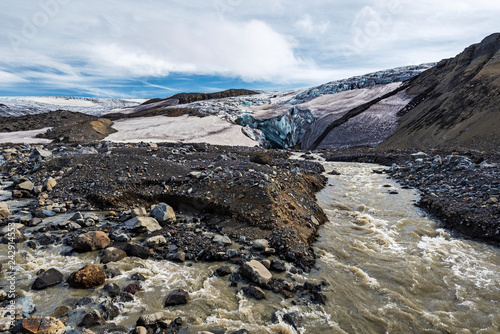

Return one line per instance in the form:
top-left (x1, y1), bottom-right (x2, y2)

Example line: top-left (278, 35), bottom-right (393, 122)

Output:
top-left (0, 0), bottom-right (499, 96)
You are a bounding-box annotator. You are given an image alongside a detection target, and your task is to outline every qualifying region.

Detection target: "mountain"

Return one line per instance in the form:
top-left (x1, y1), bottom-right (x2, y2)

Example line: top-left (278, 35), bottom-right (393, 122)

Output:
top-left (380, 33), bottom-right (500, 151)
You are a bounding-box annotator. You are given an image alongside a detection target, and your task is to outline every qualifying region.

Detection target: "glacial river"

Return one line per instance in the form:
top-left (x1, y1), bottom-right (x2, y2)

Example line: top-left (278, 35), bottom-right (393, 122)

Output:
top-left (1, 159), bottom-right (500, 333)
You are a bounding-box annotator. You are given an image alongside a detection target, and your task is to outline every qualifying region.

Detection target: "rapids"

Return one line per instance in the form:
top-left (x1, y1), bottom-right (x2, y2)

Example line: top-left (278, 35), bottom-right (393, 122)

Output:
top-left (1, 158), bottom-right (499, 333)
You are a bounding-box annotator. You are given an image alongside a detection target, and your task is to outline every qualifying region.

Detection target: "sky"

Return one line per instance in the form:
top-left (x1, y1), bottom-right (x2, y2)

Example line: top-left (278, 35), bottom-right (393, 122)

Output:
top-left (0, 0), bottom-right (499, 98)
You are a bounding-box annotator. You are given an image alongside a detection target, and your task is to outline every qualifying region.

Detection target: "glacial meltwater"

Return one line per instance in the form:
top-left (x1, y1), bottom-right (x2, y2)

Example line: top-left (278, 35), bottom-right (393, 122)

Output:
top-left (1, 159), bottom-right (500, 333)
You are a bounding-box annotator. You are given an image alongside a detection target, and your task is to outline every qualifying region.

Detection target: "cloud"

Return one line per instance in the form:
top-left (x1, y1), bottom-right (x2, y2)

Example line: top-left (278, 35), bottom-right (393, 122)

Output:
top-left (0, 0), bottom-right (499, 96)
top-left (295, 14), bottom-right (330, 34)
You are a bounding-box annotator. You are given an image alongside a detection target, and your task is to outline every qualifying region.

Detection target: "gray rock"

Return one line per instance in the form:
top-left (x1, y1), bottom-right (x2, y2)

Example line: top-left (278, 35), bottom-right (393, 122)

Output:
top-left (124, 216), bottom-right (162, 233)
top-left (78, 147), bottom-right (99, 155)
top-left (243, 285), bottom-right (266, 300)
top-left (151, 203), bottom-right (176, 223)
top-left (252, 239), bottom-right (269, 251)
top-left (137, 312), bottom-right (165, 326)
top-left (240, 260), bottom-right (273, 286)
top-left (213, 235), bottom-right (232, 246)
top-left (79, 310), bottom-right (106, 327)
top-left (164, 289), bottom-right (189, 306)
top-left (411, 152), bottom-right (428, 160)
top-left (70, 212), bottom-right (84, 221)
top-left (110, 231), bottom-right (131, 242)
top-left (125, 242), bottom-right (154, 259)
top-left (101, 247), bottom-right (127, 264)
top-left (131, 207), bottom-right (147, 217)
top-left (30, 148), bottom-right (53, 160)
top-left (67, 222), bottom-right (82, 231)
top-left (102, 283), bottom-right (121, 298)
top-left (32, 268), bottom-right (63, 290)
top-left (0, 223), bottom-right (24, 235)
top-left (146, 235), bottom-right (167, 248)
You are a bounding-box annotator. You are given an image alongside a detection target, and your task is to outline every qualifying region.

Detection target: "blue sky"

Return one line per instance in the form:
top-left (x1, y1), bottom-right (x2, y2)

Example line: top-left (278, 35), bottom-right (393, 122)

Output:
top-left (0, 0), bottom-right (499, 98)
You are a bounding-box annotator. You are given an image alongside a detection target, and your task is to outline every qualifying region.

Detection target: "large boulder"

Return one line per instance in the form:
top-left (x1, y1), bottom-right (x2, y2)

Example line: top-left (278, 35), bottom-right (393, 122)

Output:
top-left (240, 260), bottom-right (273, 286)
top-left (164, 289), bottom-right (188, 307)
top-left (78, 310), bottom-right (106, 327)
top-left (67, 265), bottom-right (106, 289)
top-left (73, 231), bottom-right (111, 252)
top-left (125, 242), bottom-right (154, 259)
top-left (100, 247), bottom-right (127, 264)
top-left (12, 317), bottom-right (65, 334)
top-left (31, 268), bottom-right (63, 290)
top-left (151, 203), bottom-right (176, 223)
top-left (0, 203), bottom-right (10, 219)
top-left (124, 217), bottom-right (162, 233)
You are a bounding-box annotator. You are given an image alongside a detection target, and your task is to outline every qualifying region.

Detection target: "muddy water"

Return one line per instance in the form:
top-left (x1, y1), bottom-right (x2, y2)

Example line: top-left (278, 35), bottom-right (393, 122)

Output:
top-left (1, 160), bottom-right (500, 333)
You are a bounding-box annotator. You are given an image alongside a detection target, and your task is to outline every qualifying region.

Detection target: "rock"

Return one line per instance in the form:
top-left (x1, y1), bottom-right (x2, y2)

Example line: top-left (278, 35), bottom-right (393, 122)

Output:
top-left (164, 289), bottom-right (188, 307)
top-left (270, 261), bottom-right (286, 272)
top-left (124, 282), bottom-right (141, 295)
top-left (30, 148), bottom-right (52, 160)
top-left (109, 231), bottom-right (130, 242)
top-left (76, 297), bottom-right (93, 307)
top-left (132, 327), bottom-right (148, 334)
top-left (12, 317), bottom-right (65, 334)
top-left (0, 317), bottom-right (11, 332)
top-left (45, 178), bottom-right (57, 192)
top-left (67, 265), bottom-right (106, 289)
top-left (124, 217), bottom-right (162, 233)
top-left (79, 310), bottom-right (106, 327)
top-left (230, 330), bottom-right (251, 334)
top-left (146, 235), bottom-right (167, 248)
top-left (215, 266), bottom-right (232, 277)
top-left (172, 251), bottom-right (186, 262)
top-left (102, 283), bottom-right (121, 298)
top-left (2, 229), bottom-right (26, 243)
top-left (411, 152), bottom-right (428, 160)
top-left (130, 273), bottom-right (147, 281)
top-left (136, 312), bottom-right (165, 326)
top-left (101, 247), bottom-right (127, 264)
top-left (130, 207), bottom-right (147, 217)
top-left (240, 260), bottom-right (273, 286)
top-left (18, 180), bottom-right (35, 191)
top-left (250, 152), bottom-right (273, 166)
top-left (0, 202), bottom-right (10, 219)
top-left (252, 239), bottom-right (269, 251)
top-left (73, 231), bottom-right (110, 252)
top-left (32, 268), bottom-right (63, 290)
top-left (260, 260), bottom-right (271, 269)
top-left (78, 147), bottom-right (98, 155)
top-left (283, 312), bottom-right (302, 330)
top-left (243, 285), bottom-right (266, 300)
top-left (212, 235), bottom-right (232, 246)
top-left (125, 242), bottom-right (154, 259)
top-left (70, 212), bottom-right (84, 221)
top-left (52, 306), bottom-right (69, 319)
top-left (120, 292), bottom-right (134, 302)
top-left (151, 203), bottom-right (176, 223)
top-left (100, 300), bottom-right (120, 320)
top-left (67, 222), bottom-right (82, 231)
top-left (105, 267), bottom-right (122, 278)
top-left (0, 223), bottom-right (24, 235)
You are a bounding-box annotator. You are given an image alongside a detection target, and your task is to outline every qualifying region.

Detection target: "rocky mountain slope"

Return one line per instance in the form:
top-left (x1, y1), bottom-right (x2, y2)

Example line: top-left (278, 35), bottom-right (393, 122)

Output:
top-left (381, 33), bottom-right (500, 151)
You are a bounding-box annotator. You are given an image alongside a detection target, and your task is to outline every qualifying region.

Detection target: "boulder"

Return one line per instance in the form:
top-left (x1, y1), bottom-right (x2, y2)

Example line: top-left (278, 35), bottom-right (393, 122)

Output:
top-left (0, 203), bottom-right (10, 219)
top-left (243, 285), bottom-right (266, 300)
top-left (252, 239), bottom-right (269, 251)
top-left (164, 289), bottom-right (188, 307)
top-left (124, 217), bottom-right (162, 233)
top-left (12, 317), bottom-right (65, 334)
top-left (73, 231), bottom-right (110, 252)
top-left (2, 229), bottom-right (26, 244)
top-left (124, 282), bottom-right (142, 295)
top-left (100, 300), bottom-right (120, 320)
top-left (212, 235), bottom-right (232, 246)
top-left (32, 268), bottom-right (63, 290)
top-left (215, 266), bottom-right (232, 277)
top-left (78, 310), bottom-right (106, 327)
top-left (151, 203), bottom-right (176, 223)
top-left (130, 207), bottom-right (147, 217)
top-left (101, 247), bottom-right (127, 264)
top-left (102, 283), bottom-right (121, 298)
top-left (146, 235), bottom-right (167, 248)
top-left (45, 178), bottom-right (57, 192)
top-left (18, 180), bottom-right (35, 192)
top-left (240, 260), bottom-right (273, 286)
top-left (78, 147), bottom-right (98, 155)
top-left (283, 312), bottom-right (302, 330)
top-left (125, 242), bottom-right (154, 259)
top-left (30, 148), bottom-right (52, 161)
top-left (137, 312), bottom-right (165, 327)
top-left (67, 265), bottom-right (106, 289)
top-left (133, 327), bottom-right (148, 334)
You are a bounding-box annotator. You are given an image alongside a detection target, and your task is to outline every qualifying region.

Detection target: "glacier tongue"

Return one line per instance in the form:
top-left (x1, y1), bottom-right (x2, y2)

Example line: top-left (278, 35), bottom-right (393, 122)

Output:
top-left (237, 107), bottom-right (315, 149)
